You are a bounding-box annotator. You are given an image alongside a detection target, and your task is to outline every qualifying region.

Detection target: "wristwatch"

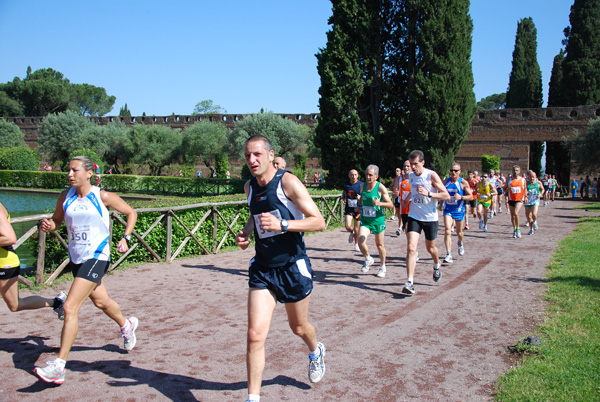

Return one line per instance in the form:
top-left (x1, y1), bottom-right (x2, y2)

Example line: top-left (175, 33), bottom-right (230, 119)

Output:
top-left (122, 234), bottom-right (131, 243)
top-left (280, 219), bottom-right (289, 233)
top-left (427, 191), bottom-right (432, 198)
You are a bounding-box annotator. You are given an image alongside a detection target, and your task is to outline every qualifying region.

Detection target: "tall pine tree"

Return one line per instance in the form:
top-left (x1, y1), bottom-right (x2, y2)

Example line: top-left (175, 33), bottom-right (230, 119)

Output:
top-left (506, 17), bottom-right (543, 175)
top-left (561, 0), bottom-right (600, 106)
top-left (316, 0), bottom-right (475, 181)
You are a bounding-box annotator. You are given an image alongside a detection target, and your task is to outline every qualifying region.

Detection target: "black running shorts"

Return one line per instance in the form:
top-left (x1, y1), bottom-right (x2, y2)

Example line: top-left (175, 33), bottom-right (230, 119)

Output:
top-left (70, 259), bottom-right (110, 284)
top-left (248, 258), bottom-right (313, 303)
top-left (406, 216), bottom-right (439, 241)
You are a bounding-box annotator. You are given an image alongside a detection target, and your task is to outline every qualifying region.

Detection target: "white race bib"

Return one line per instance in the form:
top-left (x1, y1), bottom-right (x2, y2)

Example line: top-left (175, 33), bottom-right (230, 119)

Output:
top-left (362, 206), bottom-right (376, 217)
top-left (347, 199), bottom-right (358, 208)
top-left (253, 209), bottom-right (283, 239)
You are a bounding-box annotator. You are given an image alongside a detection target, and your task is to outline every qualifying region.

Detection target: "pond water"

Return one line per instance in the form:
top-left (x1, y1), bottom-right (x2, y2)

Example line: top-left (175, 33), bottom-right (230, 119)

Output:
top-left (0, 190), bottom-right (60, 267)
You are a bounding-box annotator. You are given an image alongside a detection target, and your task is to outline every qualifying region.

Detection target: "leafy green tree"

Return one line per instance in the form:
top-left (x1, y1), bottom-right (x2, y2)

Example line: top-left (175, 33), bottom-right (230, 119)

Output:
top-left (564, 117), bottom-right (600, 173)
top-left (181, 121), bottom-right (228, 176)
top-left (37, 110), bottom-right (95, 165)
top-left (119, 104), bottom-right (132, 117)
top-left (0, 90), bottom-right (23, 117)
top-left (0, 120), bottom-right (26, 147)
top-left (228, 112), bottom-right (309, 159)
top-left (0, 146), bottom-right (39, 170)
top-left (126, 124), bottom-right (182, 176)
top-left (477, 93), bottom-right (506, 110)
top-left (74, 120), bottom-right (131, 172)
top-left (561, 0), bottom-right (600, 106)
top-left (19, 67), bottom-right (71, 116)
top-left (68, 83), bottom-right (116, 116)
top-left (192, 99), bottom-right (227, 115)
top-left (506, 17), bottom-right (543, 175)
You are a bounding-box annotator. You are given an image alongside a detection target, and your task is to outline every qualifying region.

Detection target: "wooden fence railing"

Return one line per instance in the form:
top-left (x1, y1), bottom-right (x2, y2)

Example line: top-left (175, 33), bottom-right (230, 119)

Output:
top-left (12, 195), bottom-right (343, 287)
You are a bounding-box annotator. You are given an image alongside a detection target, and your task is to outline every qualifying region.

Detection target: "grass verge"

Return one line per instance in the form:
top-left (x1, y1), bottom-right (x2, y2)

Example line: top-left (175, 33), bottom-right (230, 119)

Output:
top-left (494, 204), bottom-right (600, 401)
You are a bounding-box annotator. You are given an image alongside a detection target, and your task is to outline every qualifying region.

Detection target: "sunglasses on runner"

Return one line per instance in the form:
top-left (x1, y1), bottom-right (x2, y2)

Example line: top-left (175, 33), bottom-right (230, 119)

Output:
top-left (450, 169), bottom-right (460, 172)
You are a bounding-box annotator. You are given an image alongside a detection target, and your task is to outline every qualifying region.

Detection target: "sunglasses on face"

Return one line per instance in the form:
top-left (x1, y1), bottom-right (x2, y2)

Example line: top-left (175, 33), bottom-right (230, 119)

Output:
top-left (449, 169), bottom-right (460, 172)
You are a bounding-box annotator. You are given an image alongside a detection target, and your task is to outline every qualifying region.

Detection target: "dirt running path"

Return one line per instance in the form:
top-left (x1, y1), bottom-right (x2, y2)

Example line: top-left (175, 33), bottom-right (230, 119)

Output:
top-left (0, 200), bottom-right (594, 401)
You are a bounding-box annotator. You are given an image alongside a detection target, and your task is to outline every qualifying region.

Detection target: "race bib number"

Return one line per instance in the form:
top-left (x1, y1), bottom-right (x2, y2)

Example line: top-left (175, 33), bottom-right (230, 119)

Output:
top-left (362, 206), bottom-right (377, 217)
top-left (253, 209), bottom-right (283, 239)
top-left (480, 194), bottom-right (488, 201)
top-left (347, 199), bottom-right (358, 208)
top-left (70, 225), bottom-right (91, 246)
top-left (511, 186), bottom-right (521, 194)
top-left (412, 195), bottom-right (426, 204)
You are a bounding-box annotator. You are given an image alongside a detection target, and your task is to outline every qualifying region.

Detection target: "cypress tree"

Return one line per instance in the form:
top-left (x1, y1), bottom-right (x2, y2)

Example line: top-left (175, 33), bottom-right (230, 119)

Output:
top-left (561, 0), bottom-right (600, 106)
top-left (316, 0), bottom-right (475, 181)
top-left (505, 17), bottom-right (543, 175)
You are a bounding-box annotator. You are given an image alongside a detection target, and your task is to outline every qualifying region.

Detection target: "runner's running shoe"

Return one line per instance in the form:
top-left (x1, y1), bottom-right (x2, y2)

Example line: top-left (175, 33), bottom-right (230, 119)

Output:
top-left (396, 228), bottom-right (402, 236)
top-left (348, 232), bottom-right (354, 244)
top-left (361, 256), bottom-right (374, 272)
top-left (433, 264), bottom-right (442, 282)
top-left (464, 223), bottom-right (470, 230)
top-left (483, 225), bottom-right (488, 233)
top-left (376, 265), bottom-right (386, 278)
top-left (34, 360), bottom-right (65, 384)
top-left (53, 291), bottom-right (67, 321)
top-left (479, 219), bottom-right (484, 229)
top-left (516, 229), bottom-right (522, 239)
top-left (443, 253), bottom-right (453, 264)
top-left (122, 317), bottom-right (139, 351)
top-left (528, 229), bottom-right (534, 235)
top-left (533, 221), bottom-right (538, 231)
top-left (402, 282), bottom-right (415, 295)
top-left (458, 242), bottom-right (465, 256)
top-left (308, 342), bottom-right (326, 383)
top-left (354, 243), bottom-right (360, 252)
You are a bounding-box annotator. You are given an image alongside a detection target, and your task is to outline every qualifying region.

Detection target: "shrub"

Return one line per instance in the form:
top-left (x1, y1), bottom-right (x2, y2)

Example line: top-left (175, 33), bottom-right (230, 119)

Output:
top-left (0, 146), bottom-right (39, 170)
top-left (481, 154), bottom-right (500, 173)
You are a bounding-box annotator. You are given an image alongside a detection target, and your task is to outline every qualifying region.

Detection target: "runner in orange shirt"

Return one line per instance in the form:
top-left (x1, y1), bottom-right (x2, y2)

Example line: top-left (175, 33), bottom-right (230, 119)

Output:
top-left (504, 165), bottom-right (527, 238)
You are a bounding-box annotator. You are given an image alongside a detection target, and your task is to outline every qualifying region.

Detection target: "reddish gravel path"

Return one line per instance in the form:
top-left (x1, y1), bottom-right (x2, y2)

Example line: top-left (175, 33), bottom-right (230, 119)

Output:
top-left (0, 200), bottom-right (594, 401)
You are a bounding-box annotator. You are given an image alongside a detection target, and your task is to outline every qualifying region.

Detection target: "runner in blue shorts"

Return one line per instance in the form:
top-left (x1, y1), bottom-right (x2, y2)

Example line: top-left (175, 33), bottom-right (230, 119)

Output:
top-left (442, 163), bottom-right (473, 263)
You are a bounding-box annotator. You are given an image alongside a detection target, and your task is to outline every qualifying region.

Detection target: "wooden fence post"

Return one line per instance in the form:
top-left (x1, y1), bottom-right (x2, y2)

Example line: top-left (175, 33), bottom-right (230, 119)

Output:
top-left (36, 229), bottom-right (46, 284)
top-left (166, 211), bottom-right (173, 262)
top-left (212, 205), bottom-right (217, 253)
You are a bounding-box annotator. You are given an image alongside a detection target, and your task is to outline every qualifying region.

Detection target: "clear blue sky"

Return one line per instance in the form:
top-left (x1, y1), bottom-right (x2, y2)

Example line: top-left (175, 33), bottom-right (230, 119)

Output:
top-left (0, 0), bottom-right (573, 116)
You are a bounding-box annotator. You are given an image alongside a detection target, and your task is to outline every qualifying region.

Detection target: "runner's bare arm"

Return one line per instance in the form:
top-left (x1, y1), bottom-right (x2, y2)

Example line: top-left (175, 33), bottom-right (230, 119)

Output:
top-left (101, 190), bottom-right (138, 253)
top-left (431, 172), bottom-right (451, 201)
top-left (461, 180), bottom-right (474, 201)
top-left (236, 180), bottom-right (254, 250)
top-left (40, 190), bottom-right (68, 232)
top-left (373, 184), bottom-right (394, 209)
top-left (0, 206), bottom-right (17, 247)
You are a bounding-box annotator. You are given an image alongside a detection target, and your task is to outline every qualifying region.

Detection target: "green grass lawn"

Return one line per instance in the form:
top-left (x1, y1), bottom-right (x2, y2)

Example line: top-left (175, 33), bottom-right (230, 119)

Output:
top-left (494, 203), bottom-right (600, 401)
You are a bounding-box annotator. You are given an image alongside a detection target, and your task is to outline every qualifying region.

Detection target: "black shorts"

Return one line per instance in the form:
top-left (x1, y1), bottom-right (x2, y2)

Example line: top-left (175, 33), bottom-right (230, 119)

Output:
top-left (401, 213), bottom-right (409, 227)
top-left (497, 188), bottom-right (504, 195)
top-left (0, 266), bottom-right (20, 280)
top-left (394, 197), bottom-right (401, 208)
top-left (406, 217), bottom-right (439, 241)
top-left (508, 200), bottom-right (523, 207)
top-left (71, 259), bottom-right (110, 284)
top-left (469, 199), bottom-right (477, 208)
top-left (345, 208), bottom-right (361, 219)
top-left (248, 258), bottom-right (313, 303)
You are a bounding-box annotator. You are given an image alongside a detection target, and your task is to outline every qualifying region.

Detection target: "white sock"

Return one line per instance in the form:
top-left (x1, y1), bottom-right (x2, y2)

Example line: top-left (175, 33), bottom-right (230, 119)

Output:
top-left (247, 394), bottom-right (260, 401)
top-left (55, 358), bottom-right (66, 370)
top-left (407, 277), bottom-right (413, 284)
top-left (309, 346), bottom-right (320, 359)
top-left (121, 319), bottom-right (131, 332)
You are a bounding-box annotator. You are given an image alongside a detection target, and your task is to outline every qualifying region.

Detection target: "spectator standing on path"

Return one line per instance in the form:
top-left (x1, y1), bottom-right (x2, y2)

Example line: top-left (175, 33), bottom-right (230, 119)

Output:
top-left (504, 165), bottom-right (527, 239)
top-left (524, 170), bottom-right (544, 235)
top-left (235, 136), bottom-right (326, 402)
top-left (342, 169), bottom-right (363, 251)
top-left (580, 177), bottom-right (586, 198)
top-left (442, 162), bottom-right (473, 263)
top-left (571, 179), bottom-right (579, 198)
top-left (591, 177), bottom-right (598, 199)
top-left (401, 150), bottom-right (450, 295)
top-left (0, 202), bottom-right (66, 317)
top-left (356, 165), bottom-right (394, 278)
top-left (273, 157), bottom-right (286, 170)
top-left (35, 156), bottom-right (139, 385)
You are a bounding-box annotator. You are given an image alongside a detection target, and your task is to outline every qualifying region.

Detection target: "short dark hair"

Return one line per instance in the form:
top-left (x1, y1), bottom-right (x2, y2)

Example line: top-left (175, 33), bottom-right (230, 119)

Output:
top-left (408, 150), bottom-right (424, 162)
top-left (245, 135), bottom-right (273, 152)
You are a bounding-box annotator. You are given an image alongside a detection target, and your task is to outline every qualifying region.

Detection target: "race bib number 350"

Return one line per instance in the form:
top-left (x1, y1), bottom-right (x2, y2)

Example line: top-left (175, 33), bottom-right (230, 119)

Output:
top-left (253, 209), bottom-right (283, 239)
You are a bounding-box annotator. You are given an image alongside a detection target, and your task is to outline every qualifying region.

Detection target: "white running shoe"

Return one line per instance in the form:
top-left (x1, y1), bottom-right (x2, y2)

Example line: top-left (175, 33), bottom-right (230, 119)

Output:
top-left (458, 242), bottom-right (465, 256)
top-left (479, 219), bottom-right (484, 229)
top-left (402, 282), bottom-right (415, 295)
top-left (348, 232), bottom-right (354, 244)
top-left (308, 342), bottom-right (326, 383)
top-left (516, 229), bottom-right (522, 239)
top-left (396, 228), bottom-right (402, 236)
top-left (376, 265), bottom-right (386, 278)
top-left (361, 256), bottom-right (374, 272)
top-left (443, 253), bottom-right (453, 264)
top-left (34, 360), bottom-right (65, 384)
top-left (533, 221), bottom-right (538, 231)
top-left (122, 317), bottom-right (139, 351)
top-left (525, 221), bottom-right (529, 227)
top-left (354, 243), bottom-right (360, 252)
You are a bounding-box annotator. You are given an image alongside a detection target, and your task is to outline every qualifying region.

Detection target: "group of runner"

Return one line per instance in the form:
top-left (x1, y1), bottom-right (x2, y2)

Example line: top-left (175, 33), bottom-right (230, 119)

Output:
top-left (342, 153), bottom-right (551, 295)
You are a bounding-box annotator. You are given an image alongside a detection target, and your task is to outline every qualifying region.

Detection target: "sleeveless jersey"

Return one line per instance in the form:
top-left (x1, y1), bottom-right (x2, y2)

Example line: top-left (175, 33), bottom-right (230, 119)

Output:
top-left (443, 177), bottom-right (465, 214)
top-left (0, 214), bottom-right (20, 268)
top-left (63, 186), bottom-right (111, 264)
top-left (408, 168), bottom-right (438, 222)
top-left (343, 179), bottom-right (363, 211)
top-left (360, 182), bottom-right (386, 225)
top-left (468, 177), bottom-right (480, 196)
top-left (525, 181), bottom-right (541, 206)
top-left (477, 182), bottom-right (494, 203)
top-left (248, 169), bottom-right (307, 267)
top-left (400, 178), bottom-right (411, 215)
top-left (508, 177), bottom-right (527, 202)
